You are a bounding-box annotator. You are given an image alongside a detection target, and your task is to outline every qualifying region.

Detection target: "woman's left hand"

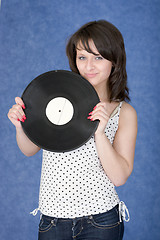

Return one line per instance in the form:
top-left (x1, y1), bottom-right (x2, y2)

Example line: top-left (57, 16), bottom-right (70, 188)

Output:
top-left (88, 102), bottom-right (110, 135)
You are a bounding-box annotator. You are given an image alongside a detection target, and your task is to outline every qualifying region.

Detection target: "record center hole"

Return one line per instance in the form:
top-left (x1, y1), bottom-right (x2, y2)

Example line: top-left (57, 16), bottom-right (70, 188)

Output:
top-left (46, 97), bottom-right (74, 125)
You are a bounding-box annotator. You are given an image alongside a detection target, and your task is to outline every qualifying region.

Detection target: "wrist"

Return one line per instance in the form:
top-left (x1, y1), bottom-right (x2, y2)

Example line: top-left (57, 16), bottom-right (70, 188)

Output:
top-left (16, 126), bottom-right (24, 135)
top-left (95, 131), bottom-right (106, 139)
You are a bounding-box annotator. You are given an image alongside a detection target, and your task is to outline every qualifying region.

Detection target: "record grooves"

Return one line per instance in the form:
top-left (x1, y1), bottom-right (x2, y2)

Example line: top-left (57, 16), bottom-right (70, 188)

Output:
top-left (21, 70), bottom-right (100, 152)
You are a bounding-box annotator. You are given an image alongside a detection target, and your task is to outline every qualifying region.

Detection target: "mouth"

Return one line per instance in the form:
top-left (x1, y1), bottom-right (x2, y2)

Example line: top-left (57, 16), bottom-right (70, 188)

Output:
top-left (85, 73), bottom-right (97, 78)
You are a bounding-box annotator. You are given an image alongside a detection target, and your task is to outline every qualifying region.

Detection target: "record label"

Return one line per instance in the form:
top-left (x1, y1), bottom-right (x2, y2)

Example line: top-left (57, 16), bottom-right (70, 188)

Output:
top-left (45, 97), bottom-right (74, 125)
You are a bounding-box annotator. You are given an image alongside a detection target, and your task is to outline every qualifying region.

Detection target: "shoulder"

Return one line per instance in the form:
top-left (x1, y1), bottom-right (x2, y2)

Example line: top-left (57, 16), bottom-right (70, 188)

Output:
top-left (119, 102), bottom-right (137, 129)
top-left (121, 101), bottom-right (137, 118)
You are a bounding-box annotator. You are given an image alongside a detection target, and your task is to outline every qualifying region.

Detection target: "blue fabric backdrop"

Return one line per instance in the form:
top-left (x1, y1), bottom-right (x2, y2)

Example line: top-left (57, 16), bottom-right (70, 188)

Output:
top-left (0, 0), bottom-right (160, 239)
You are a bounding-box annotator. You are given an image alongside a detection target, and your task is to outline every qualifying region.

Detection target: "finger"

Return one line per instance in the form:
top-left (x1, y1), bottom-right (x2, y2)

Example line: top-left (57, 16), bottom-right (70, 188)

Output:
top-left (93, 102), bottom-right (108, 112)
top-left (93, 101), bottom-right (106, 109)
top-left (14, 104), bottom-right (26, 118)
top-left (7, 110), bottom-right (22, 128)
top-left (88, 112), bottom-right (108, 123)
top-left (94, 106), bottom-right (109, 116)
top-left (10, 104), bottom-right (26, 121)
top-left (89, 106), bottom-right (109, 119)
top-left (8, 110), bottom-right (21, 121)
top-left (15, 97), bottom-right (25, 109)
top-left (91, 112), bottom-right (109, 122)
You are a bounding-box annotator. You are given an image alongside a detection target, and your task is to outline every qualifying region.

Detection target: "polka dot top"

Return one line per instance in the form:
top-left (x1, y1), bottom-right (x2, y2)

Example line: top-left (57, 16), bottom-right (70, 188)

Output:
top-left (38, 102), bottom-right (123, 218)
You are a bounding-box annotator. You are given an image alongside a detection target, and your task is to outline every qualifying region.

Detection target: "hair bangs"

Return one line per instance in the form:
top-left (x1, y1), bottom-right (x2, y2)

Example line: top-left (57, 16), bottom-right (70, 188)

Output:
top-left (75, 38), bottom-right (98, 57)
top-left (76, 27), bottom-right (114, 61)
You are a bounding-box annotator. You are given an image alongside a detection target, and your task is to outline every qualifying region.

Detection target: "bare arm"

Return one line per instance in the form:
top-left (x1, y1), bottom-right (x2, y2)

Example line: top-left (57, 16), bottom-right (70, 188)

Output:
top-left (90, 102), bottom-right (137, 186)
top-left (15, 127), bottom-right (41, 156)
top-left (8, 97), bottom-right (41, 156)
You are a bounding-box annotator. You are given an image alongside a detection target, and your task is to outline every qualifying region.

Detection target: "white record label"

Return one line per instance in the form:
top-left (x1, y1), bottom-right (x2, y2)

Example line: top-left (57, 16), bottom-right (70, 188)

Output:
top-left (46, 97), bottom-right (74, 125)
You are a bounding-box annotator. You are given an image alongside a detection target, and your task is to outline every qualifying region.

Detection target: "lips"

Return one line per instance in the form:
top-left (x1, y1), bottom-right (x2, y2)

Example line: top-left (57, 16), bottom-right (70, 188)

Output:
top-left (85, 73), bottom-right (97, 78)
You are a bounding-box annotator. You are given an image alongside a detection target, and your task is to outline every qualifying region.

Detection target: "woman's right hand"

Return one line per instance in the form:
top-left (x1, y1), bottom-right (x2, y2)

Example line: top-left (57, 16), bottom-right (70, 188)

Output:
top-left (8, 97), bottom-right (26, 129)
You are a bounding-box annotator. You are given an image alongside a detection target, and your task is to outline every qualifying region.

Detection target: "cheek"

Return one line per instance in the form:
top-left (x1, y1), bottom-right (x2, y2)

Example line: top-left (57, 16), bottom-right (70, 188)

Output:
top-left (75, 59), bottom-right (79, 70)
top-left (76, 60), bottom-right (83, 73)
top-left (103, 64), bottom-right (112, 77)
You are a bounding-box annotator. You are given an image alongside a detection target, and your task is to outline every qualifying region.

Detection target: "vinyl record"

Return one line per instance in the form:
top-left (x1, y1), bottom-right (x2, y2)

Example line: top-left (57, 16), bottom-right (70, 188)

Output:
top-left (21, 70), bottom-right (100, 152)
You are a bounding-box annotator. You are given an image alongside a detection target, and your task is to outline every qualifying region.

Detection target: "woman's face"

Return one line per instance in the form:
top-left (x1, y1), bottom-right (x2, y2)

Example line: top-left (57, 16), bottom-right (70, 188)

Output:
top-left (76, 40), bottom-right (112, 90)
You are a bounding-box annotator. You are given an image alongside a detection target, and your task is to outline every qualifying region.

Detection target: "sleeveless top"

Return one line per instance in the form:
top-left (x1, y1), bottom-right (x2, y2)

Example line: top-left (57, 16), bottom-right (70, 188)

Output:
top-left (38, 102), bottom-right (123, 218)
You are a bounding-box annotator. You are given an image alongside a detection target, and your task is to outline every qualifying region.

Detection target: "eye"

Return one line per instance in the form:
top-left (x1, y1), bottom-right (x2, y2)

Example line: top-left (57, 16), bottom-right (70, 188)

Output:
top-left (78, 56), bottom-right (86, 60)
top-left (95, 56), bottom-right (103, 60)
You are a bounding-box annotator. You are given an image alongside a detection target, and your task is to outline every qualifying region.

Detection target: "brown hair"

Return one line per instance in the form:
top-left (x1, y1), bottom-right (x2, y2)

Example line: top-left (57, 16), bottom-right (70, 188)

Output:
top-left (66, 20), bottom-right (130, 102)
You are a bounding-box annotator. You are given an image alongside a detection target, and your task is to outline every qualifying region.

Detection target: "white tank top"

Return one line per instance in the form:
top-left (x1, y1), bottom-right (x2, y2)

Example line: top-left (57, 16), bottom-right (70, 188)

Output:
top-left (38, 102), bottom-right (123, 218)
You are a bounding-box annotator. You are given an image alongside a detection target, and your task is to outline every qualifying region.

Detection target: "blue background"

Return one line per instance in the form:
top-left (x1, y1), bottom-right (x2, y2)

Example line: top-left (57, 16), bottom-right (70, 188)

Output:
top-left (0, 0), bottom-right (160, 239)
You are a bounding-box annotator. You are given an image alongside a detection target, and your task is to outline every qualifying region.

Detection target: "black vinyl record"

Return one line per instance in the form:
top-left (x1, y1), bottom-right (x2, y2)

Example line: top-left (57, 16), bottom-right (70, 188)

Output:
top-left (21, 70), bottom-right (100, 152)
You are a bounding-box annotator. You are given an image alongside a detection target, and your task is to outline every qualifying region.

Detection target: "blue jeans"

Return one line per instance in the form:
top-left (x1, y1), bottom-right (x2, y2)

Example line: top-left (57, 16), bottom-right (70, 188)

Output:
top-left (38, 205), bottom-right (124, 240)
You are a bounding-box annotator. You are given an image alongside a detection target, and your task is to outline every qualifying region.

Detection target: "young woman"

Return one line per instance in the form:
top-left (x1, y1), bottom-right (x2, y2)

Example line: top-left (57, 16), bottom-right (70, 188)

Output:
top-left (8, 20), bottom-right (137, 240)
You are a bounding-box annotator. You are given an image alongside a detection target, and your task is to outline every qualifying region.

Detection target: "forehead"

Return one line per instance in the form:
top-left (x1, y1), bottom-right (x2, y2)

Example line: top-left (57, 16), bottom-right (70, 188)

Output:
top-left (76, 40), bottom-right (99, 54)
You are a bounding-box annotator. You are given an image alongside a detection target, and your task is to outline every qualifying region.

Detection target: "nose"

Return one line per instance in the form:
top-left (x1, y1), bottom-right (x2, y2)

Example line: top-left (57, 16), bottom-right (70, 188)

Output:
top-left (86, 59), bottom-right (95, 71)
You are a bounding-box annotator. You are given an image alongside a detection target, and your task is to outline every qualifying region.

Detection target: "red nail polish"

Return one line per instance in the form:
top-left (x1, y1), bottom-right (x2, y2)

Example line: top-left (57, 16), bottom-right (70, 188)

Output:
top-left (22, 104), bottom-right (25, 109)
top-left (87, 116), bottom-right (91, 119)
top-left (21, 118), bottom-right (25, 122)
top-left (93, 106), bottom-right (97, 110)
top-left (23, 115), bottom-right (26, 120)
top-left (17, 119), bottom-right (20, 121)
top-left (89, 111), bottom-right (93, 115)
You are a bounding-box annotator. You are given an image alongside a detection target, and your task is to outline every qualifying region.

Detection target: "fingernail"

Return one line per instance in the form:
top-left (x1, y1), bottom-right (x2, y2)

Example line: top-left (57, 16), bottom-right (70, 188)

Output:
top-left (21, 118), bottom-right (25, 122)
top-left (88, 111), bottom-right (93, 115)
top-left (87, 116), bottom-right (94, 121)
top-left (23, 115), bottom-right (26, 120)
top-left (22, 104), bottom-right (25, 109)
top-left (93, 106), bottom-right (97, 110)
top-left (17, 119), bottom-right (20, 121)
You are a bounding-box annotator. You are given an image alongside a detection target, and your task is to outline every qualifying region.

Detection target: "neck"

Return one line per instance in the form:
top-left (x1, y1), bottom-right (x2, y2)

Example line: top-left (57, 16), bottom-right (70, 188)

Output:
top-left (94, 85), bottom-right (109, 102)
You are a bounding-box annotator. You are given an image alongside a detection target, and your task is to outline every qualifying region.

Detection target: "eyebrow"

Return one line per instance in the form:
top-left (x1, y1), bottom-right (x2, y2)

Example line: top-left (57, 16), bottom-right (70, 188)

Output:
top-left (76, 48), bottom-right (100, 56)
